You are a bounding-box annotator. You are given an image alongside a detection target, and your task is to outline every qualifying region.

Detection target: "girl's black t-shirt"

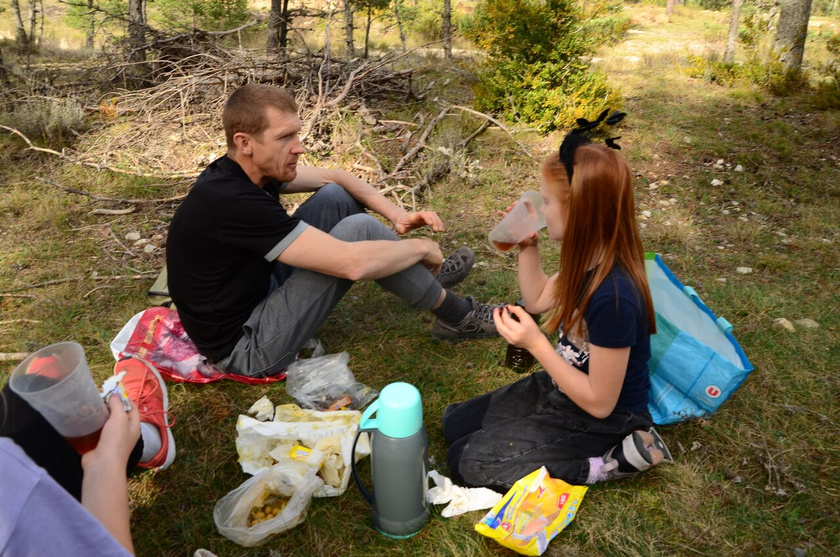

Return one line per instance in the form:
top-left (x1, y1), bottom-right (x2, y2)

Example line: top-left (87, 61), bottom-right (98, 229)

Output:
top-left (555, 266), bottom-right (652, 414)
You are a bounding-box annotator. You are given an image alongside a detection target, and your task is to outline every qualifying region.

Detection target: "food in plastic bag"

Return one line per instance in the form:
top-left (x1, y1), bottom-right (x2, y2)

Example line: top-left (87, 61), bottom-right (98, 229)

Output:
top-left (284, 352), bottom-right (378, 411)
top-left (475, 467), bottom-right (588, 556)
top-left (213, 460), bottom-right (323, 547)
top-left (235, 403), bottom-right (370, 497)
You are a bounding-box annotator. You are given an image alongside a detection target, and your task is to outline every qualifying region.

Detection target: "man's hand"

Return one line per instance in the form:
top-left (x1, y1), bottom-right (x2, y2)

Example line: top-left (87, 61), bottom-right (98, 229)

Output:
top-left (418, 238), bottom-right (444, 275)
top-left (394, 210), bottom-right (444, 235)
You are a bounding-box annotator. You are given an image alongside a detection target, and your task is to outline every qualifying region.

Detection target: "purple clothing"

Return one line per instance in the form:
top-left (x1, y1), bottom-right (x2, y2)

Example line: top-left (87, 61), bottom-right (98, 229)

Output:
top-left (0, 438), bottom-right (132, 557)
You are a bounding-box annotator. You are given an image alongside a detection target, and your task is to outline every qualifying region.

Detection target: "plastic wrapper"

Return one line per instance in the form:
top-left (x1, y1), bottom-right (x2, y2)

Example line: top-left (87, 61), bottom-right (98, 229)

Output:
top-left (235, 403), bottom-right (370, 497)
top-left (213, 460), bottom-right (323, 547)
top-left (475, 467), bottom-right (588, 556)
top-left (285, 352), bottom-right (377, 411)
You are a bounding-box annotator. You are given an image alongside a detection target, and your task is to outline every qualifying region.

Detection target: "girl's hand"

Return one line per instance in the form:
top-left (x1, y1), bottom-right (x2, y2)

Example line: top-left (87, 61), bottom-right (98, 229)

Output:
top-left (83, 394), bottom-right (141, 469)
top-left (493, 304), bottom-right (542, 349)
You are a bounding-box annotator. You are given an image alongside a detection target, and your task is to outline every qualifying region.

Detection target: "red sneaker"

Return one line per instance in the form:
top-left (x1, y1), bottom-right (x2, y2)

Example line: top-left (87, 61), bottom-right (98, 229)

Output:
top-left (115, 356), bottom-right (176, 470)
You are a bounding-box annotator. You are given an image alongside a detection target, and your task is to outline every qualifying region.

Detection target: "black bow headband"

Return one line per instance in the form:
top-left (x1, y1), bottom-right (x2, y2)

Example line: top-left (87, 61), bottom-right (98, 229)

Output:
top-left (558, 109), bottom-right (626, 183)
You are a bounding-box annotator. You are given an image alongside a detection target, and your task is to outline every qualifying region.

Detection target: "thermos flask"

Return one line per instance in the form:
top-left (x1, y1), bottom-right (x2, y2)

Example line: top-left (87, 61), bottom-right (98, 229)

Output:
top-left (352, 382), bottom-right (429, 538)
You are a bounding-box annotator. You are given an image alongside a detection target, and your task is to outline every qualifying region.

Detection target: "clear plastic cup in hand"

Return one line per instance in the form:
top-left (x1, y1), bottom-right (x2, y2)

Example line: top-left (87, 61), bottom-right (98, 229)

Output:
top-left (488, 191), bottom-right (546, 251)
top-left (9, 341), bottom-right (109, 454)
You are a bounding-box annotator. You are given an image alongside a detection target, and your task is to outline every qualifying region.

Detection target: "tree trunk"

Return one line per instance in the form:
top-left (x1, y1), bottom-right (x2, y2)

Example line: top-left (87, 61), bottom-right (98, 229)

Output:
top-left (666, 0), bottom-right (675, 16)
top-left (364, 5), bottom-right (373, 59)
top-left (772, 0), bottom-right (813, 71)
top-left (86, 0), bottom-right (95, 50)
top-left (393, 0), bottom-right (406, 52)
top-left (443, 0), bottom-right (452, 58)
top-left (128, 0), bottom-right (146, 63)
top-left (344, 0), bottom-right (355, 57)
top-left (268, 0), bottom-right (291, 57)
top-left (11, 0), bottom-right (30, 54)
top-left (0, 44), bottom-right (10, 88)
top-left (724, 0), bottom-right (744, 63)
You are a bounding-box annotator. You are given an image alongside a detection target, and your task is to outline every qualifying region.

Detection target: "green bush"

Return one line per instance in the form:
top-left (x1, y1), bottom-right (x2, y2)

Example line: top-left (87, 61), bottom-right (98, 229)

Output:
top-left (464, 0), bottom-right (622, 131)
top-left (686, 52), bottom-right (811, 97)
top-left (0, 97), bottom-right (88, 145)
top-left (153, 0), bottom-right (250, 32)
top-left (813, 33), bottom-right (840, 109)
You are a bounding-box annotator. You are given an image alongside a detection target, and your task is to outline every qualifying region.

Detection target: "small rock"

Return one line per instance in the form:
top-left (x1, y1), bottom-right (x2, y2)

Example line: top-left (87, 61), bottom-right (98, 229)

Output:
top-left (143, 244), bottom-right (157, 254)
top-left (669, 197), bottom-right (678, 204)
top-left (773, 318), bottom-right (796, 332)
top-left (794, 318), bottom-right (819, 329)
top-left (125, 232), bottom-right (141, 241)
top-left (133, 238), bottom-right (149, 246)
top-left (713, 164), bottom-right (724, 170)
top-left (711, 179), bottom-right (724, 186)
top-left (734, 165), bottom-right (744, 172)
top-left (716, 277), bottom-right (727, 283)
top-left (716, 159), bottom-right (725, 165)
top-left (738, 216), bottom-right (749, 222)
top-left (793, 549), bottom-right (807, 557)
top-left (736, 267), bottom-right (752, 274)
top-left (691, 441), bottom-right (703, 451)
top-left (648, 182), bottom-right (659, 190)
top-left (722, 209), bottom-right (730, 215)
top-left (660, 180), bottom-right (670, 186)
top-left (151, 234), bottom-right (164, 241)
top-left (684, 137), bottom-right (692, 144)
top-left (642, 210), bottom-right (652, 218)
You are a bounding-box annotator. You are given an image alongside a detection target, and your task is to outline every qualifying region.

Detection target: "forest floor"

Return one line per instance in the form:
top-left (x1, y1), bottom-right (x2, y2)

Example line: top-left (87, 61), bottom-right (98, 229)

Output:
top-left (1, 3), bottom-right (839, 556)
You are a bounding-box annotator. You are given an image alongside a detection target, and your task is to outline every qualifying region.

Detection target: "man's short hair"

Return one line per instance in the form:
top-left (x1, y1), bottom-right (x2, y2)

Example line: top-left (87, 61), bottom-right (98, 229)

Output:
top-left (223, 84), bottom-right (298, 149)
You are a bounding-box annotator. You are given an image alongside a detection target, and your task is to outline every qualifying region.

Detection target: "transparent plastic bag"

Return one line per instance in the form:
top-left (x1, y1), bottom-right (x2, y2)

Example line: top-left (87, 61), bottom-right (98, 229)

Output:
top-left (213, 460), bottom-right (323, 547)
top-left (235, 404), bottom-right (371, 497)
top-left (285, 352), bottom-right (378, 411)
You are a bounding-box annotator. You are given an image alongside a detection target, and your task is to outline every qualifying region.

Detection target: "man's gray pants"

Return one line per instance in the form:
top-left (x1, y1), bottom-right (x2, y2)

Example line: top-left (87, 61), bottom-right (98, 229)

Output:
top-left (218, 183), bottom-right (442, 377)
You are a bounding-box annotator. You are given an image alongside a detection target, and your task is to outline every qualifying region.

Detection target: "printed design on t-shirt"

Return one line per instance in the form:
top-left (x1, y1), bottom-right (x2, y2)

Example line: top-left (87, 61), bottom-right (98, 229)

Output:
top-left (555, 317), bottom-right (590, 369)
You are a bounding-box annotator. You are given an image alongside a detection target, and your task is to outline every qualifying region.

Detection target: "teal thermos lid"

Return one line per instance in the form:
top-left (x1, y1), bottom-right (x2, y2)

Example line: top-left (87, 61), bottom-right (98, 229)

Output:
top-left (360, 382), bottom-right (423, 439)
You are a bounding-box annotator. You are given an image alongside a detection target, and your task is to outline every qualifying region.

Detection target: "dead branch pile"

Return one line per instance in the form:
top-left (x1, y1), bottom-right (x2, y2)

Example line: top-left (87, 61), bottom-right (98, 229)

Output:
top-left (4, 39), bottom-right (531, 211)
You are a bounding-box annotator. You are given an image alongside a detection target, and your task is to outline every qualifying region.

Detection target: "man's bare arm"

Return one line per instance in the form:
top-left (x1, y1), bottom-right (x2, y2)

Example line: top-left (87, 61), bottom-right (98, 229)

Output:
top-left (285, 166), bottom-right (443, 234)
top-left (278, 225), bottom-right (443, 280)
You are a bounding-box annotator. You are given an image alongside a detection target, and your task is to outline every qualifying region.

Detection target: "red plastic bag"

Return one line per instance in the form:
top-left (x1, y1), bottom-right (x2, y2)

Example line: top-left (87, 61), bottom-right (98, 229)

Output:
top-left (110, 307), bottom-right (284, 384)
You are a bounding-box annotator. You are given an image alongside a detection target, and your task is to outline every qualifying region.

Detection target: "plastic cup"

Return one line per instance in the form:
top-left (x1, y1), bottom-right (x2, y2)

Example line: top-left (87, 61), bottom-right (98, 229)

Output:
top-left (9, 342), bottom-right (109, 454)
top-left (488, 191), bottom-right (546, 251)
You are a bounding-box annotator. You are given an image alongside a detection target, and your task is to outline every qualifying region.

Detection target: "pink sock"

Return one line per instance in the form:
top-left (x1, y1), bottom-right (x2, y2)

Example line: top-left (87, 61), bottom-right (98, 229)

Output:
top-left (586, 457), bottom-right (605, 484)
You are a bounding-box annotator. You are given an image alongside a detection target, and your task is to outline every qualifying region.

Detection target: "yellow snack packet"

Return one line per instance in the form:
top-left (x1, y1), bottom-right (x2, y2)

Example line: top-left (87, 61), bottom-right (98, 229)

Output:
top-left (474, 467), bottom-right (587, 556)
top-left (288, 445), bottom-right (312, 461)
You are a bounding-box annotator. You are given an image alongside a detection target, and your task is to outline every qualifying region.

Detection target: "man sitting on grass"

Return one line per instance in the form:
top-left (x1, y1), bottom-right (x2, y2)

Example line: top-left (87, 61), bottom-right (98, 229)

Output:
top-left (166, 83), bottom-right (497, 378)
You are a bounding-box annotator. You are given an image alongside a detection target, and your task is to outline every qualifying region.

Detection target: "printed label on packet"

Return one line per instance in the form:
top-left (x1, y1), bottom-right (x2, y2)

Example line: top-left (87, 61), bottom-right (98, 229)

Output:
top-left (101, 371), bottom-right (131, 411)
top-left (289, 445), bottom-right (312, 461)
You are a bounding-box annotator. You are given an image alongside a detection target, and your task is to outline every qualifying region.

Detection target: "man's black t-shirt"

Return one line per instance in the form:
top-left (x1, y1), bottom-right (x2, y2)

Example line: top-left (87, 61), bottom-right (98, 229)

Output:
top-left (166, 156), bottom-right (307, 362)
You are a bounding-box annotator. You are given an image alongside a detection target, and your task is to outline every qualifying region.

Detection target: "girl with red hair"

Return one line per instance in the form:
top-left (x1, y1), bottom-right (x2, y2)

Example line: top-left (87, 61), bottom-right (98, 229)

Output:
top-left (443, 122), bottom-right (672, 491)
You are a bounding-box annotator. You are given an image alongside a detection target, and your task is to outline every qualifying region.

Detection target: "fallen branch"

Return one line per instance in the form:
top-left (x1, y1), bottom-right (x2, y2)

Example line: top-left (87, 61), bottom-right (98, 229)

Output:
top-left (0, 352), bottom-right (30, 362)
top-left (440, 103), bottom-right (535, 160)
top-left (38, 177), bottom-right (186, 205)
top-left (387, 107), bottom-right (449, 178)
top-left (2, 273), bottom-right (158, 293)
top-left (90, 207), bottom-right (137, 215)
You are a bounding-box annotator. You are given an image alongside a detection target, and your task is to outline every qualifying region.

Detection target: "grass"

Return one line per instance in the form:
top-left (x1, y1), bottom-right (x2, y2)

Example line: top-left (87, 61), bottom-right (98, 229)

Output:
top-left (2, 2), bottom-right (840, 556)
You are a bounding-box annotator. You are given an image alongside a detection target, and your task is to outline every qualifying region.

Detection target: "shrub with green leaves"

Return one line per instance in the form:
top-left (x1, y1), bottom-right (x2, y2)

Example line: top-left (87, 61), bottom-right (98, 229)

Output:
top-left (463, 0), bottom-right (622, 131)
top-left (153, 0), bottom-right (250, 32)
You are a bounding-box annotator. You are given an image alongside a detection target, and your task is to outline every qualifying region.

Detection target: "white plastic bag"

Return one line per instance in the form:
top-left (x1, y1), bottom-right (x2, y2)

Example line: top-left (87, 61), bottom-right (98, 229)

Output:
top-left (285, 352), bottom-right (378, 411)
top-left (213, 460), bottom-right (323, 547)
top-left (235, 403), bottom-right (370, 497)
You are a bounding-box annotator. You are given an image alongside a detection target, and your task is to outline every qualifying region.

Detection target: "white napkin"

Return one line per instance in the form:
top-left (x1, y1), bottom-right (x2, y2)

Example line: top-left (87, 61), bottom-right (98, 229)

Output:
top-left (427, 470), bottom-right (502, 517)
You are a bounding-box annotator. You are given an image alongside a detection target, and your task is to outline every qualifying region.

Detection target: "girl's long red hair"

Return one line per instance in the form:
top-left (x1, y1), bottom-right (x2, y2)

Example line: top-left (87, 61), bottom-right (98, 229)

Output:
top-left (543, 144), bottom-right (656, 336)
